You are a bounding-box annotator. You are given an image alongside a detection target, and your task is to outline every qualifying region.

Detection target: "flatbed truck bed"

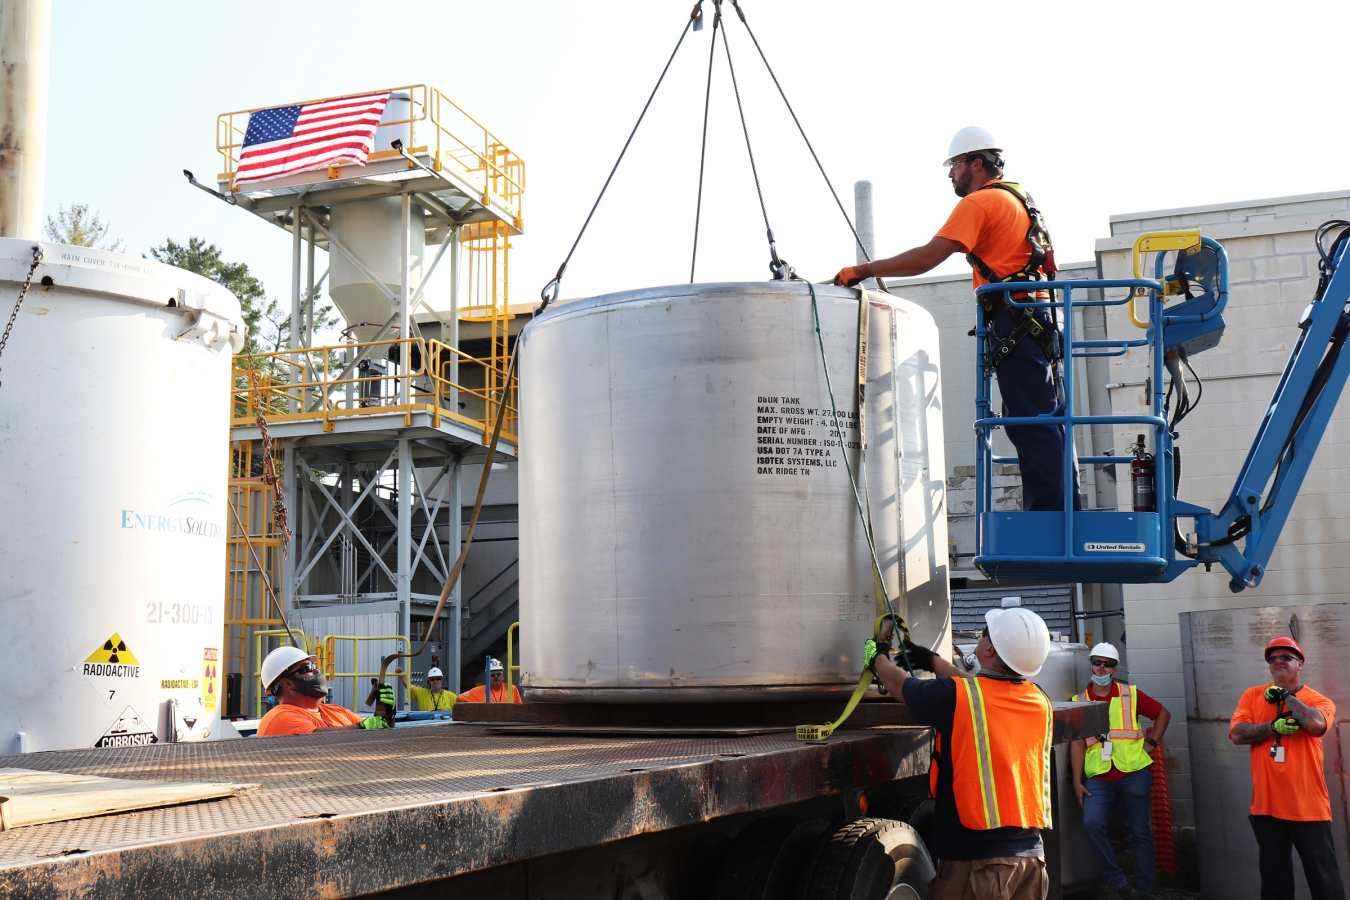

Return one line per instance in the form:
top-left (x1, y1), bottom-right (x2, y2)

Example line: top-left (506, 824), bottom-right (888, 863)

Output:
top-left (0, 703), bottom-right (1105, 900)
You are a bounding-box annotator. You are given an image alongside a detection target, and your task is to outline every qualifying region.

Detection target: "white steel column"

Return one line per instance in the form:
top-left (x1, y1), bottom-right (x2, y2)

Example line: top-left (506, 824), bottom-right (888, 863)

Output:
top-left (397, 438), bottom-right (413, 703)
top-left (448, 224), bottom-right (461, 404)
top-left (290, 205), bottom-right (303, 413)
top-left (449, 453), bottom-right (462, 693)
top-left (306, 222), bottom-right (316, 351)
top-left (398, 192), bottom-right (411, 404)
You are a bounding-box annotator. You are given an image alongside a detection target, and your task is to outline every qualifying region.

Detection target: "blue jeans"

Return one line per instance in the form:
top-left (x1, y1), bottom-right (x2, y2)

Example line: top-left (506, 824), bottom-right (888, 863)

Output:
top-left (1083, 766), bottom-right (1154, 894)
top-left (990, 307), bottom-right (1081, 512)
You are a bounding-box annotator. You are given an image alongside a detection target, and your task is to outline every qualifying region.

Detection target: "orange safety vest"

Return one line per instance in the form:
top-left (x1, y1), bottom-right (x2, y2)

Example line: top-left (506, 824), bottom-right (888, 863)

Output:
top-left (934, 675), bottom-right (1053, 830)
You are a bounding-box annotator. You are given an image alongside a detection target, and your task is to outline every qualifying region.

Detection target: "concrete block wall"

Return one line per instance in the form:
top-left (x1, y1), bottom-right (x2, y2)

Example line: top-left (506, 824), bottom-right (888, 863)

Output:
top-left (1097, 189), bottom-right (1350, 827)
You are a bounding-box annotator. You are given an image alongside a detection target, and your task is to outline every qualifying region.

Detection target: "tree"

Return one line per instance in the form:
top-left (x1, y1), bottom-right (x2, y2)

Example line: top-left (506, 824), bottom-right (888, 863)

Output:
top-left (148, 237), bottom-right (339, 357)
top-left (45, 203), bottom-right (124, 251)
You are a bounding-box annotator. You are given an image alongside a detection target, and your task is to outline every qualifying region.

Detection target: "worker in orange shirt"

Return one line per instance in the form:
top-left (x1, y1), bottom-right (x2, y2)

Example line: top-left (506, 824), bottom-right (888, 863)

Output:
top-left (1229, 636), bottom-right (1343, 900)
top-left (834, 127), bottom-right (1078, 511)
top-left (255, 646), bottom-right (396, 737)
top-left (458, 657), bottom-right (522, 703)
top-left (868, 604), bottom-right (1054, 900)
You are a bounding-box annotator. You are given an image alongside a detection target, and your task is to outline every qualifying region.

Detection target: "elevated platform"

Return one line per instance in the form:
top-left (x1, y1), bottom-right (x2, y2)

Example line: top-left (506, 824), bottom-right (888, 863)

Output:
top-left (229, 403), bottom-right (517, 458)
top-left (216, 84), bottom-right (524, 238)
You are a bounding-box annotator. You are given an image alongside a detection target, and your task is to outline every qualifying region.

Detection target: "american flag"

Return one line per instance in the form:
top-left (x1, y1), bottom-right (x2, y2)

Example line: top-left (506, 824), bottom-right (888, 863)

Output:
top-left (232, 91), bottom-right (392, 188)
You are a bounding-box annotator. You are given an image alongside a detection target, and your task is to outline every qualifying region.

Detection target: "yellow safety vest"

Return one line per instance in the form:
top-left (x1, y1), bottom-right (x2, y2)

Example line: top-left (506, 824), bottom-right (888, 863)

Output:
top-left (410, 686), bottom-right (456, 711)
top-left (1079, 682), bottom-right (1151, 776)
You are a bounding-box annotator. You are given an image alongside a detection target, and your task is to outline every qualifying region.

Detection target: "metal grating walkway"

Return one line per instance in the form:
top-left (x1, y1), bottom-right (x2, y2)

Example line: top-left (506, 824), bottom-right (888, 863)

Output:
top-left (0, 723), bottom-right (932, 900)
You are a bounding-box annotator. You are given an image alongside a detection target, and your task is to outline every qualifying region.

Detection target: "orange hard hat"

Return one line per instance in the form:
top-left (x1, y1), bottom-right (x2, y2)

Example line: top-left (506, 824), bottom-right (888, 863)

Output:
top-left (1264, 636), bottom-right (1305, 661)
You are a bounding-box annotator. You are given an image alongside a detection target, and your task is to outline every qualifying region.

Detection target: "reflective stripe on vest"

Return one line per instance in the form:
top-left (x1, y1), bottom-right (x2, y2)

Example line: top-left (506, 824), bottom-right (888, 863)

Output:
top-left (1079, 683), bottom-right (1152, 775)
top-left (951, 676), bottom-right (1053, 830)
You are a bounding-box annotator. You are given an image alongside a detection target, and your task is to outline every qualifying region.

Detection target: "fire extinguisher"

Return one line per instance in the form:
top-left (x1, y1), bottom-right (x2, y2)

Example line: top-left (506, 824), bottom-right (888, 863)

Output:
top-left (1131, 434), bottom-right (1156, 512)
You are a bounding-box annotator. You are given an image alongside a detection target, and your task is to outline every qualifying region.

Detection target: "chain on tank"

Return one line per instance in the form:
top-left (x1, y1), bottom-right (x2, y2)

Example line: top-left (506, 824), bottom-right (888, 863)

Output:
top-left (0, 245), bottom-right (44, 390)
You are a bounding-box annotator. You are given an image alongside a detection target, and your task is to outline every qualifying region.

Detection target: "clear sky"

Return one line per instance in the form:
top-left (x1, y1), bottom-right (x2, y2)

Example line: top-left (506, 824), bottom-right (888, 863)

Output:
top-left (44, 0), bottom-right (1350, 332)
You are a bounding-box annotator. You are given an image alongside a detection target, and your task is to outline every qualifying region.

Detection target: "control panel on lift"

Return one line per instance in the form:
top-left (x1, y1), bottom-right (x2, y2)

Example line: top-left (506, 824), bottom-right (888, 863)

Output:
top-left (973, 221), bottom-right (1350, 592)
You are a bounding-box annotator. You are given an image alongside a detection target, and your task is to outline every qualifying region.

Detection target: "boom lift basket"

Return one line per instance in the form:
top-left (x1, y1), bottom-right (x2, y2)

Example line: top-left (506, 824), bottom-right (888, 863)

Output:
top-left (973, 232), bottom-right (1230, 585)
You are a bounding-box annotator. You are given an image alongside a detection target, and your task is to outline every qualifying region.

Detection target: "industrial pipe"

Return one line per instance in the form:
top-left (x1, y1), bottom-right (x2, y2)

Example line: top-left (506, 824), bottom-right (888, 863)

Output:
top-left (0, 0), bottom-right (50, 239)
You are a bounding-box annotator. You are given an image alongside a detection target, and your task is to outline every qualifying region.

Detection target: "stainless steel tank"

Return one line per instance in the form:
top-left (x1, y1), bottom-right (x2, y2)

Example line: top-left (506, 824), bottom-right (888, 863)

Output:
top-left (1180, 603), bottom-right (1350, 899)
top-left (517, 282), bottom-right (950, 701)
top-left (1034, 641), bottom-right (1098, 893)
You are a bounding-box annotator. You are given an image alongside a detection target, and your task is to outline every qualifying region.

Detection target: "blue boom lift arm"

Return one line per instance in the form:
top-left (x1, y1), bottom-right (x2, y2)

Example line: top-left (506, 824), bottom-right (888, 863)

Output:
top-left (972, 220), bottom-right (1350, 592)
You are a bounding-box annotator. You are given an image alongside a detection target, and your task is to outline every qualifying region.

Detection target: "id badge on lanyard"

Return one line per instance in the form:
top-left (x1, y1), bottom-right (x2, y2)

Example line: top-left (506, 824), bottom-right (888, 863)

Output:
top-left (1270, 744), bottom-right (1285, 763)
top-left (1101, 739), bottom-right (1113, 761)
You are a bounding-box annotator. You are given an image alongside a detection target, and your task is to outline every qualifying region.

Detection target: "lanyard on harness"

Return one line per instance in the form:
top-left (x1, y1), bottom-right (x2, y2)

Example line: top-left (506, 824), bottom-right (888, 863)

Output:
top-left (967, 182), bottom-right (1064, 405)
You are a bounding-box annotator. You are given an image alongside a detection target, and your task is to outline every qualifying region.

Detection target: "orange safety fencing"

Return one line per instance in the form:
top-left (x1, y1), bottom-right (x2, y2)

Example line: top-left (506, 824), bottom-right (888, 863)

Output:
top-left (1150, 737), bottom-right (1179, 875)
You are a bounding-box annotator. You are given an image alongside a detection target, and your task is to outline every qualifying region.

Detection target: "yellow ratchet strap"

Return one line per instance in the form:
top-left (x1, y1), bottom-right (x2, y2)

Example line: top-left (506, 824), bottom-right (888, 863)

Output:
top-left (797, 615), bottom-right (895, 742)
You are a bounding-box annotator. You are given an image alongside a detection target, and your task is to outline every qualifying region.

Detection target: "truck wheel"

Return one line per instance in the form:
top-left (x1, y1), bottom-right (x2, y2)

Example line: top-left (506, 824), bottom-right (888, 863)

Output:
top-left (894, 797), bottom-right (935, 857)
top-left (796, 818), bottom-right (936, 900)
top-left (714, 816), bottom-right (830, 900)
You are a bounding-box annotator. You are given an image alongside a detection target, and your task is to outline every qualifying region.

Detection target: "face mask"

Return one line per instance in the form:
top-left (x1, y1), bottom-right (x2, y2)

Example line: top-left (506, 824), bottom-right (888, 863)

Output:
top-left (290, 670), bottom-right (328, 697)
top-left (1091, 673), bottom-right (1112, 687)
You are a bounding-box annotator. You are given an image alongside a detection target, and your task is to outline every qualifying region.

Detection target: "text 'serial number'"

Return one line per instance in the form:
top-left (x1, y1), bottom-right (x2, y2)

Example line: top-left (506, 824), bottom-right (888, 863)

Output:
top-left (146, 602), bottom-right (213, 626)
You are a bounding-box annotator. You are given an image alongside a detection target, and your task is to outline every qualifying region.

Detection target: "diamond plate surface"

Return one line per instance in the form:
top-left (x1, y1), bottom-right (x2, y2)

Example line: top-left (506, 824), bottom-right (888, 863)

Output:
top-left (0, 723), bottom-right (918, 869)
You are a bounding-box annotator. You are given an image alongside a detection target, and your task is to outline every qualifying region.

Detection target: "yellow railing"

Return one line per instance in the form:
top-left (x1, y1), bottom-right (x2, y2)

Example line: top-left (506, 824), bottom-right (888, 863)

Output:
top-left (225, 440), bottom-right (288, 713)
top-left (506, 622), bottom-right (520, 694)
top-left (322, 635), bottom-right (413, 714)
top-left (233, 336), bottom-right (517, 443)
top-left (215, 84), bottom-right (524, 225)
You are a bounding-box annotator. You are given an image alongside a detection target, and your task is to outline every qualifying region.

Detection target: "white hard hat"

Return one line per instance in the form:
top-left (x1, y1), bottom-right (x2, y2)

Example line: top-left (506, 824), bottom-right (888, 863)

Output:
top-left (489, 657), bottom-right (504, 672)
top-left (984, 607), bottom-right (1051, 677)
top-left (261, 646), bottom-right (317, 694)
top-left (427, 667), bottom-right (444, 679)
top-left (944, 126), bottom-right (1002, 166)
top-left (1088, 642), bottom-right (1120, 662)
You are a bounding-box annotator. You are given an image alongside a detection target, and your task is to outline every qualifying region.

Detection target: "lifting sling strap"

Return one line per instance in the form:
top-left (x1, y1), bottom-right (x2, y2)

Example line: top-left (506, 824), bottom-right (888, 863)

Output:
top-left (967, 182), bottom-right (1062, 372)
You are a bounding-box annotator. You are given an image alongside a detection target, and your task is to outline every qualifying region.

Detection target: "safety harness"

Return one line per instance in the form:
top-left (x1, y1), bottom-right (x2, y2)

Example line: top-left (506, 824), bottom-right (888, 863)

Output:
top-left (967, 182), bottom-right (1062, 372)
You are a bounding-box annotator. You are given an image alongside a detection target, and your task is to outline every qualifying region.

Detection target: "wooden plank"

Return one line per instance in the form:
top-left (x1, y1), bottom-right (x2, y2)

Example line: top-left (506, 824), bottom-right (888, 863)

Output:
top-left (0, 768), bottom-right (252, 830)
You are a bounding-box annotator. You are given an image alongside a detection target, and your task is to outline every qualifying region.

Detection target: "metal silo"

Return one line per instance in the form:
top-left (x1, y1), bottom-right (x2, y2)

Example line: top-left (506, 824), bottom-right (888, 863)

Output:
top-left (0, 239), bottom-right (244, 751)
top-left (517, 282), bottom-right (950, 701)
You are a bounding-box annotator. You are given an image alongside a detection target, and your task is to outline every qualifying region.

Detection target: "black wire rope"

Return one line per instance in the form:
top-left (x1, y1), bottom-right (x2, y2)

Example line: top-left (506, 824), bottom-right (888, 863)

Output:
top-left (728, 0), bottom-right (874, 269)
top-left (539, 4), bottom-right (704, 311)
top-left (690, 2), bottom-right (722, 283)
top-left (717, 18), bottom-right (788, 279)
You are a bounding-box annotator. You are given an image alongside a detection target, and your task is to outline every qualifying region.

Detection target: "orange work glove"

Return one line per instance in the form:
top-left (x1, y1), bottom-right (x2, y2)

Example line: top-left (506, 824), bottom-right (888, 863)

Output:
top-left (833, 263), bottom-right (872, 287)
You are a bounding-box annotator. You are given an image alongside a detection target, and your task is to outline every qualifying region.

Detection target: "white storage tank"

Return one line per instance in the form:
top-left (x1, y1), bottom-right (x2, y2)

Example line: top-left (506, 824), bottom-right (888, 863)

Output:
top-left (0, 239), bottom-right (244, 752)
top-left (518, 282), bottom-right (950, 701)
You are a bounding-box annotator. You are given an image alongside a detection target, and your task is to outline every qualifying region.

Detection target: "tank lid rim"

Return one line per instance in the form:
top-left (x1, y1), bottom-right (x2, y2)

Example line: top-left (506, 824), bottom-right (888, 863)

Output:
top-left (534, 281), bottom-right (901, 322)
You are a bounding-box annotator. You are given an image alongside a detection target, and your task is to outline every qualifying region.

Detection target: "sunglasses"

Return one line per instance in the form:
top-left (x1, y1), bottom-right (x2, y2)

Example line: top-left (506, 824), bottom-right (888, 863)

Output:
top-left (1090, 658), bottom-right (1118, 668)
top-left (1267, 654), bottom-right (1300, 664)
top-left (287, 662), bottom-right (320, 678)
